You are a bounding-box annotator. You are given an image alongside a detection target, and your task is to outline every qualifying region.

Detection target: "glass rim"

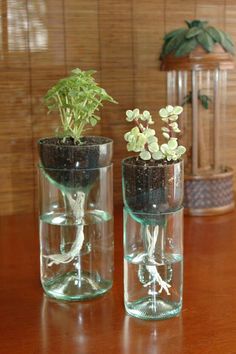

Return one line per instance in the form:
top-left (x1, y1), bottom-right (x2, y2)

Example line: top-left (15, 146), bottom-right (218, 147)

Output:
top-left (122, 156), bottom-right (183, 168)
top-left (38, 136), bottom-right (113, 148)
top-left (124, 205), bottom-right (184, 217)
top-left (38, 163), bottom-right (113, 172)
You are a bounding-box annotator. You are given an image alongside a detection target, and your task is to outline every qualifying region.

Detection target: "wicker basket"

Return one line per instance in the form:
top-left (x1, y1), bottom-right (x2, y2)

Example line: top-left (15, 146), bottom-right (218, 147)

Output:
top-left (184, 167), bottom-right (234, 215)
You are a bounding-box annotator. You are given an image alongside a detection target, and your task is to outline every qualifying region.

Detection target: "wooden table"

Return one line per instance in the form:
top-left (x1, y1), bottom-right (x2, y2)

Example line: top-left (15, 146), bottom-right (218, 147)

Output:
top-left (1, 207), bottom-right (236, 354)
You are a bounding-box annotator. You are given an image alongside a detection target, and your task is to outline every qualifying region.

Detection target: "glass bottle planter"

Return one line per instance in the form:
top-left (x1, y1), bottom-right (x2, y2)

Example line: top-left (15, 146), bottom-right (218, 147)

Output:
top-left (122, 157), bottom-right (184, 320)
top-left (123, 207), bottom-right (183, 320)
top-left (38, 137), bottom-right (113, 301)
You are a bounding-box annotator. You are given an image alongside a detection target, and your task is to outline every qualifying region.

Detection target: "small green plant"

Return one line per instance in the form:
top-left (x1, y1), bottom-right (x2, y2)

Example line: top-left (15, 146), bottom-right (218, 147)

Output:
top-left (124, 105), bottom-right (186, 161)
top-left (44, 68), bottom-right (117, 143)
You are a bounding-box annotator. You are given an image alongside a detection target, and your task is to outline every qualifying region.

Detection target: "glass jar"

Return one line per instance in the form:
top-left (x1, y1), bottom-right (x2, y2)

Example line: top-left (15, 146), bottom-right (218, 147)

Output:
top-left (38, 137), bottom-right (113, 301)
top-left (123, 207), bottom-right (183, 320)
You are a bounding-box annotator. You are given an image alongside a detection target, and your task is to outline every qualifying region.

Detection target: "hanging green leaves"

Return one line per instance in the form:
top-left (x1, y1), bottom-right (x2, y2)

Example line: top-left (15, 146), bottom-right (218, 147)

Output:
top-left (160, 19), bottom-right (235, 58)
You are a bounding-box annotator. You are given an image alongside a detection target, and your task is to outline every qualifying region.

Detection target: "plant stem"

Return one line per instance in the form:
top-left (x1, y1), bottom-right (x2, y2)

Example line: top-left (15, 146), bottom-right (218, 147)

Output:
top-left (56, 93), bottom-right (67, 128)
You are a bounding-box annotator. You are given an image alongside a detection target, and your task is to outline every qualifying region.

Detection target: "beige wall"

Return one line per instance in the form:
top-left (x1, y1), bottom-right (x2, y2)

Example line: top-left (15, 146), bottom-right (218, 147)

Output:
top-left (1, 0), bottom-right (236, 214)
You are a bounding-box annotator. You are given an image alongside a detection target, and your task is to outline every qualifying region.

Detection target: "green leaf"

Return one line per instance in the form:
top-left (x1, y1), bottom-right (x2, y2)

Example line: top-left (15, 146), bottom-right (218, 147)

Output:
top-left (218, 30), bottom-right (235, 54)
top-left (174, 37), bottom-right (198, 57)
top-left (166, 105), bottom-right (174, 113)
top-left (173, 127), bottom-right (181, 133)
top-left (161, 29), bottom-right (188, 57)
top-left (161, 117), bottom-right (169, 123)
top-left (169, 122), bottom-right (178, 129)
top-left (161, 127), bottom-right (170, 132)
top-left (131, 127), bottom-right (139, 136)
top-left (173, 106), bottom-right (183, 115)
top-left (126, 110), bottom-right (133, 119)
top-left (185, 27), bottom-right (202, 39)
top-left (224, 32), bottom-right (234, 47)
top-left (162, 132), bottom-right (170, 140)
top-left (127, 142), bottom-right (135, 151)
top-left (152, 151), bottom-right (165, 160)
top-left (124, 132), bottom-right (131, 142)
top-left (143, 110), bottom-right (151, 119)
top-left (190, 20), bottom-right (208, 28)
top-left (177, 146), bottom-right (186, 155)
top-left (185, 20), bottom-right (192, 29)
top-left (90, 118), bottom-right (97, 127)
top-left (147, 135), bottom-right (158, 144)
top-left (93, 115), bottom-right (101, 120)
top-left (168, 138), bottom-right (178, 150)
top-left (199, 95), bottom-right (209, 109)
top-left (133, 108), bottom-right (140, 118)
top-left (140, 151), bottom-right (151, 160)
top-left (148, 142), bottom-right (159, 153)
top-left (169, 114), bottom-right (178, 121)
top-left (206, 27), bottom-right (221, 43)
top-left (164, 28), bottom-right (186, 41)
top-left (137, 133), bottom-right (147, 146)
top-left (182, 92), bottom-right (192, 105)
top-left (141, 110), bottom-right (152, 121)
top-left (159, 108), bottom-right (168, 118)
top-left (222, 40), bottom-right (235, 55)
top-left (160, 143), bottom-right (168, 154)
top-left (134, 145), bottom-right (142, 153)
top-left (144, 128), bottom-right (155, 137)
top-left (197, 31), bottom-right (214, 52)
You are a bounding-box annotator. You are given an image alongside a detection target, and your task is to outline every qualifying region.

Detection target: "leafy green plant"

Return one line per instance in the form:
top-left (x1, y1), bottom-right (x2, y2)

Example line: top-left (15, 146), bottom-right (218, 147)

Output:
top-left (44, 68), bottom-right (117, 143)
top-left (124, 106), bottom-right (186, 161)
top-left (160, 19), bottom-right (234, 59)
top-left (182, 90), bottom-right (212, 109)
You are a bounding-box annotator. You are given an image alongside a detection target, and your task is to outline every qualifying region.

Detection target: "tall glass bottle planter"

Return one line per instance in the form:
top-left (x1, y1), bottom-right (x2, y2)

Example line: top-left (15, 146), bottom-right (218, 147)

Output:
top-left (38, 136), bottom-right (113, 301)
top-left (122, 158), bottom-right (184, 320)
top-left (160, 20), bottom-right (235, 215)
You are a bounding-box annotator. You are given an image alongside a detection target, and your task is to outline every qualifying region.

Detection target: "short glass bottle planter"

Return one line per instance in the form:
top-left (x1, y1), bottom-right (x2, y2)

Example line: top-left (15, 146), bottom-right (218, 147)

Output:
top-left (122, 157), bottom-right (184, 320)
top-left (38, 137), bottom-right (114, 301)
top-left (123, 207), bottom-right (183, 320)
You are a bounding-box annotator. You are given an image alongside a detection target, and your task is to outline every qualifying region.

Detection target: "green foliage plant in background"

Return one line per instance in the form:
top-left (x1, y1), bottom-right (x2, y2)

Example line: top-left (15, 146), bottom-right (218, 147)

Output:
top-left (160, 19), bottom-right (235, 59)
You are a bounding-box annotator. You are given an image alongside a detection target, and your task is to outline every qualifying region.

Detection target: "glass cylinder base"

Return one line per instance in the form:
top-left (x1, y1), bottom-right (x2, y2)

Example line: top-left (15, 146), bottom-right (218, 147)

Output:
top-left (39, 164), bottom-right (113, 301)
top-left (124, 207), bottom-right (183, 320)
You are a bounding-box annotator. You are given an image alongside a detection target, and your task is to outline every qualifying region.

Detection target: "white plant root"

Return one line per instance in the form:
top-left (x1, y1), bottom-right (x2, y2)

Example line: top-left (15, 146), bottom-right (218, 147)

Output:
top-left (44, 191), bottom-right (85, 266)
top-left (143, 225), bottom-right (171, 295)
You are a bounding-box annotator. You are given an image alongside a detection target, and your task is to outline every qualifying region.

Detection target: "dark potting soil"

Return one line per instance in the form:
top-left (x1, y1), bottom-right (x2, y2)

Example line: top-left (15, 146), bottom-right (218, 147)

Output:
top-left (38, 136), bottom-right (113, 189)
top-left (122, 156), bottom-right (183, 216)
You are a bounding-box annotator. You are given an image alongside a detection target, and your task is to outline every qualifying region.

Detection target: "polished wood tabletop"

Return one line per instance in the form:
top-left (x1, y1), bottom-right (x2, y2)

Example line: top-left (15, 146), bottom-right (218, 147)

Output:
top-left (1, 207), bottom-right (236, 354)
